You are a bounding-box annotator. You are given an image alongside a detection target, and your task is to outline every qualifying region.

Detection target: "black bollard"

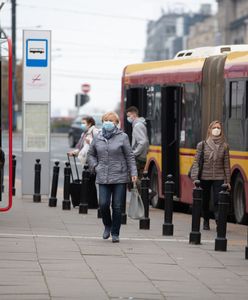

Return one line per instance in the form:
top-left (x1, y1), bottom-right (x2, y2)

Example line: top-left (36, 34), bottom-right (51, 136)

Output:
top-left (12, 155), bottom-right (16, 196)
top-left (162, 174), bottom-right (174, 236)
top-left (33, 159), bottom-right (41, 203)
top-left (0, 149), bottom-right (5, 194)
top-left (79, 164), bottom-right (90, 214)
top-left (215, 184), bottom-right (230, 251)
top-left (62, 162), bottom-right (71, 210)
top-left (139, 171), bottom-right (150, 230)
top-left (121, 187), bottom-right (127, 225)
top-left (189, 180), bottom-right (202, 244)
top-left (49, 161), bottom-right (60, 207)
top-left (245, 228), bottom-right (248, 259)
top-left (0, 149), bottom-right (4, 201)
top-left (97, 207), bottom-right (102, 218)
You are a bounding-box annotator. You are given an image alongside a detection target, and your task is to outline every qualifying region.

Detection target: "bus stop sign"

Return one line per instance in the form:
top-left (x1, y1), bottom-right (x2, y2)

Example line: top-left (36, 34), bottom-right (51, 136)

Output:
top-left (81, 83), bottom-right (90, 94)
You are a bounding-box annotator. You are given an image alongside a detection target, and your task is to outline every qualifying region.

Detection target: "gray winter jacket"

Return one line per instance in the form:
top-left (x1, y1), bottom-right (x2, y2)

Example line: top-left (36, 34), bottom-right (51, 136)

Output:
top-left (87, 129), bottom-right (138, 184)
top-left (132, 117), bottom-right (149, 161)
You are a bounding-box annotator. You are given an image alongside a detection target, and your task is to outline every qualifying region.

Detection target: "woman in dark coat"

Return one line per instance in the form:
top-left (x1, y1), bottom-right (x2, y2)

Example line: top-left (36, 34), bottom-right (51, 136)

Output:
top-left (88, 112), bottom-right (137, 243)
top-left (191, 120), bottom-right (231, 230)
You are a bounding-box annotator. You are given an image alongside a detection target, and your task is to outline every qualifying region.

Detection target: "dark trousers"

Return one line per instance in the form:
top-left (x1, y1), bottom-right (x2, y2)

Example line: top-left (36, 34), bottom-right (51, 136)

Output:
top-left (136, 158), bottom-right (146, 192)
top-left (200, 180), bottom-right (224, 221)
top-left (99, 183), bottom-right (126, 236)
top-left (88, 173), bottom-right (98, 209)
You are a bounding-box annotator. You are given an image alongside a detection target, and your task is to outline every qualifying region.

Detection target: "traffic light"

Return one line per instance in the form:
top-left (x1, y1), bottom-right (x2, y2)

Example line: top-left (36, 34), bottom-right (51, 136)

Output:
top-left (75, 93), bottom-right (90, 107)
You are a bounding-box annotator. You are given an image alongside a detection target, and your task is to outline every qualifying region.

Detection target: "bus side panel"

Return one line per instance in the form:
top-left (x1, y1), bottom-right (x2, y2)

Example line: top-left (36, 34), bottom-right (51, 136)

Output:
top-left (231, 163), bottom-right (248, 214)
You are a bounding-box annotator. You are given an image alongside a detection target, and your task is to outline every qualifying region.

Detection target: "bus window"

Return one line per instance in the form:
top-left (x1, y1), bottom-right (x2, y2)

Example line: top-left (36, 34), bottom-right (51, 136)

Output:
top-left (227, 80), bottom-right (245, 150)
top-left (229, 81), bottom-right (245, 119)
top-left (246, 82), bottom-right (248, 119)
top-left (180, 83), bottom-right (201, 148)
top-left (124, 87), bottom-right (147, 142)
top-left (145, 86), bottom-right (161, 145)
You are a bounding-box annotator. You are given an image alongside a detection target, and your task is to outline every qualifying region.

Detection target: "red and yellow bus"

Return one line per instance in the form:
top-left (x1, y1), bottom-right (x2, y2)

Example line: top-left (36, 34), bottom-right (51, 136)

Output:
top-left (121, 45), bottom-right (248, 224)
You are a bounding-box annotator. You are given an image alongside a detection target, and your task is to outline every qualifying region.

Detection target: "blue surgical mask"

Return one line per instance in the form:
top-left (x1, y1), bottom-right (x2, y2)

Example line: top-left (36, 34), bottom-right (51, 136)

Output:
top-left (103, 121), bottom-right (115, 131)
top-left (127, 117), bottom-right (133, 124)
top-left (81, 124), bottom-right (87, 132)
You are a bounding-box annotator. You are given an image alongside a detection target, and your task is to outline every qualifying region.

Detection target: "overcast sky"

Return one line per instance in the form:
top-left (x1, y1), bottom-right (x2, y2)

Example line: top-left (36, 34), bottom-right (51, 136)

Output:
top-left (1, 0), bottom-right (217, 116)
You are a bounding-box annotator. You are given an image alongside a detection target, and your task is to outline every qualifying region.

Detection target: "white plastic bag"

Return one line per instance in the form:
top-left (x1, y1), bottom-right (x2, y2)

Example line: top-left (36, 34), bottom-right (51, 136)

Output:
top-left (128, 185), bottom-right (145, 220)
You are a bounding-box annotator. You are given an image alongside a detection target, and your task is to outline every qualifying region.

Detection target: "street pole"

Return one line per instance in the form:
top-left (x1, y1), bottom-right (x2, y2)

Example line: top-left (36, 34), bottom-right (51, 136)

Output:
top-left (0, 1), bottom-right (5, 144)
top-left (0, 3), bottom-right (4, 202)
top-left (11, 0), bottom-right (16, 131)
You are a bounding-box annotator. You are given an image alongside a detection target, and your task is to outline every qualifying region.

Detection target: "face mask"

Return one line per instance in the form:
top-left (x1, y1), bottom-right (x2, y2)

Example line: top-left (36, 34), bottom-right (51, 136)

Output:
top-left (103, 121), bottom-right (115, 131)
top-left (127, 117), bottom-right (133, 124)
top-left (81, 124), bottom-right (87, 132)
top-left (212, 128), bottom-right (221, 137)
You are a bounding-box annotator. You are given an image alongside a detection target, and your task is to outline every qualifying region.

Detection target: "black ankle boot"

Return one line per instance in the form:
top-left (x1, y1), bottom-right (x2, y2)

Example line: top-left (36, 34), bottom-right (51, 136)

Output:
top-left (203, 219), bottom-right (210, 230)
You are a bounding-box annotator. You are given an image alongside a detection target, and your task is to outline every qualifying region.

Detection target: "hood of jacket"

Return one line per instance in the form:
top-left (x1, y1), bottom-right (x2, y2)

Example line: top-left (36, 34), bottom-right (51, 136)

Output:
top-left (132, 117), bottom-right (147, 127)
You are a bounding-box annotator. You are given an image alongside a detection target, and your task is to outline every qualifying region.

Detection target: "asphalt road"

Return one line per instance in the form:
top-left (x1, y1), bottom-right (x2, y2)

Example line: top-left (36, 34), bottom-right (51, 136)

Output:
top-left (2, 132), bottom-right (81, 188)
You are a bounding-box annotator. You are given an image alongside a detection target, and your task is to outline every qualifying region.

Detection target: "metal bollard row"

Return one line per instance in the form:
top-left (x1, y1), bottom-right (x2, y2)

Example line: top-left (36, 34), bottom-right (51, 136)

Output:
top-left (163, 174), bottom-right (174, 236)
top-left (79, 164), bottom-right (89, 214)
top-left (12, 155), bottom-right (16, 196)
top-left (139, 171), bottom-right (150, 230)
top-left (246, 230), bottom-right (248, 259)
top-left (49, 161), bottom-right (60, 207)
top-left (215, 184), bottom-right (230, 252)
top-left (33, 159), bottom-right (41, 203)
top-left (62, 162), bottom-right (71, 210)
top-left (38, 159), bottom-right (243, 255)
top-left (189, 180), bottom-right (202, 245)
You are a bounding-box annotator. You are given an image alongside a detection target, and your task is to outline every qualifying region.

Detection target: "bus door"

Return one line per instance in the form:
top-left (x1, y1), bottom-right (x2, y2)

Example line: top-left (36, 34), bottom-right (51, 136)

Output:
top-left (125, 87), bottom-right (147, 142)
top-left (161, 86), bottom-right (182, 198)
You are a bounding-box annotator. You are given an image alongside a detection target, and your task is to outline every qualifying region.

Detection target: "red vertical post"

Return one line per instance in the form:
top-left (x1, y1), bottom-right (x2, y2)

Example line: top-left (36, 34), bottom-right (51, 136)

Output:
top-left (0, 37), bottom-right (13, 212)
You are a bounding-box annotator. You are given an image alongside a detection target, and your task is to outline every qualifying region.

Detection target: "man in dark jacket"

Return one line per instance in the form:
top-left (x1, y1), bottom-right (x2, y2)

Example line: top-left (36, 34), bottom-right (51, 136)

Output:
top-left (126, 106), bottom-right (149, 187)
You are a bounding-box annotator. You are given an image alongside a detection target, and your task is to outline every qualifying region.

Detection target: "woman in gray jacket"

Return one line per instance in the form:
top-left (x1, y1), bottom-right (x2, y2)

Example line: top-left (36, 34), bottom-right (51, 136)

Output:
top-left (191, 120), bottom-right (231, 230)
top-left (87, 112), bottom-right (137, 243)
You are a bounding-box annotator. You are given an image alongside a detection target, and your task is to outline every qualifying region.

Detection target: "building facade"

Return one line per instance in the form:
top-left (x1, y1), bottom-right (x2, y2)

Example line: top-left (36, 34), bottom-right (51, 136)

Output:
top-left (143, 5), bottom-right (212, 61)
top-left (187, 16), bottom-right (218, 49)
top-left (217, 0), bottom-right (248, 44)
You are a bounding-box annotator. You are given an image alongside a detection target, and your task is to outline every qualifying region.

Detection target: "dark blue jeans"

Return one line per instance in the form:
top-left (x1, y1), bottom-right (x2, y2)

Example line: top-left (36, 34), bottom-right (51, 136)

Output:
top-left (99, 183), bottom-right (126, 236)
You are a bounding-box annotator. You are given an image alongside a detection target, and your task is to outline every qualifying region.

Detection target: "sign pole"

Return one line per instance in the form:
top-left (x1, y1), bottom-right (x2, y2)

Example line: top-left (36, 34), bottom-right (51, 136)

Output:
top-left (22, 30), bottom-right (51, 195)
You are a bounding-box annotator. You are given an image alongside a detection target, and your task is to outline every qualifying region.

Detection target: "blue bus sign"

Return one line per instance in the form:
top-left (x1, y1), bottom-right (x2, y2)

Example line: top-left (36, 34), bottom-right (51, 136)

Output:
top-left (26, 39), bottom-right (48, 67)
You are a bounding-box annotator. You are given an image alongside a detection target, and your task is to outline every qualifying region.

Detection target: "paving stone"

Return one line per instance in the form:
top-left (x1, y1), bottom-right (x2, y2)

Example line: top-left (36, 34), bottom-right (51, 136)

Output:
top-left (46, 278), bottom-right (108, 299)
top-left (126, 252), bottom-right (175, 265)
top-left (85, 255), bottom-right (148, 282)
top-left (1, 191), bottom-right (248, 299)
top-left (153, 280), bottom-right (216, 298)
top-left (0, 295), bottom-right (50, 300)
top-left (101, 280), bottom-right (161, 299)
top-left (133, 263), bottom-right (195, 281)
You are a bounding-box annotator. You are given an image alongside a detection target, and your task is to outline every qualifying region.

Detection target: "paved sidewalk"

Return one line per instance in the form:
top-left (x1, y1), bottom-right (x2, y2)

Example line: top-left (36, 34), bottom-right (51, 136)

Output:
top-left (0, 181), bottom-right (248, 300)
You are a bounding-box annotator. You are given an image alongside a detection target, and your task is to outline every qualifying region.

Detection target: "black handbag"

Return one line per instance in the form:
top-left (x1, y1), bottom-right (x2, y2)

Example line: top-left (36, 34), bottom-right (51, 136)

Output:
top-left (188, 141), bottom-right (205, 180)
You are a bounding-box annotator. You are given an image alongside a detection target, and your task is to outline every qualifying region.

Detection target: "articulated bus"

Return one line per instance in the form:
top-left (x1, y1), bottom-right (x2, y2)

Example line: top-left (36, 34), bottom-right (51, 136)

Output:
top-left (121, 45), bottom-right (248, 224)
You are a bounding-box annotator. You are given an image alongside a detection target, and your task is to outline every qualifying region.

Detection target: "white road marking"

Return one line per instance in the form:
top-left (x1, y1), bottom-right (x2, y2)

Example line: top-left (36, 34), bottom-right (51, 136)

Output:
top-left (0, 232), bottom-right (214, 243)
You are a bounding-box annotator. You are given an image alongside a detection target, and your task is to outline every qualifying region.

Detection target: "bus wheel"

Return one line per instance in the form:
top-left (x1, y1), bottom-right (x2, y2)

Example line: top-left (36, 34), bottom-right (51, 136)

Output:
top-left (150, 166), bottom-right (162, 208)
top-left (233, 174), bottom-right (247, 224)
